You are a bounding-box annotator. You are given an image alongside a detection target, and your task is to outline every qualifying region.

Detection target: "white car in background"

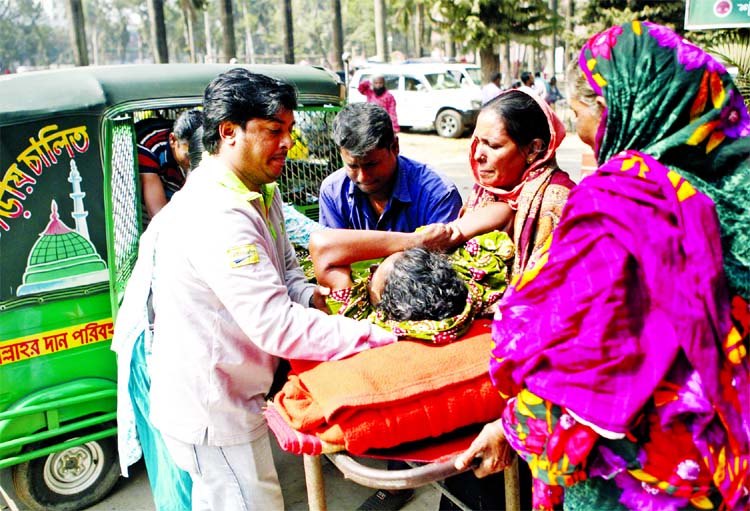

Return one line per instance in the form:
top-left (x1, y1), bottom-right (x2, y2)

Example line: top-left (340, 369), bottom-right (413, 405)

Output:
top-left (440, 63), bottom-right (482, 88)
top-left (348, 64), bottom-right (482, 138)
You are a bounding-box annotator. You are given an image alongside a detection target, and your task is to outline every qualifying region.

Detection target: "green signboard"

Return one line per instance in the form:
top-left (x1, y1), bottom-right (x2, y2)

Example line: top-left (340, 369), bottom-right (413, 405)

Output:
top-left (685, 0), bottom-right (750, 30)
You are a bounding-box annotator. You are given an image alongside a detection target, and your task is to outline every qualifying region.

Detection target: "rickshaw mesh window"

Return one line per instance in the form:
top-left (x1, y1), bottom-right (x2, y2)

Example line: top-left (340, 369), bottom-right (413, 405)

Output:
top-left (110, 118), bottom-right (140, 291)
top-left (278, 108), bottom-right (342, 221)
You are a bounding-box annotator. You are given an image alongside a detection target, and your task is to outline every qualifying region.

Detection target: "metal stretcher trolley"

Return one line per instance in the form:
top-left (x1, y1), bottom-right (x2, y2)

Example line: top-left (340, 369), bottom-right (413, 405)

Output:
top-left (266, 319), bottom-right (522, 511)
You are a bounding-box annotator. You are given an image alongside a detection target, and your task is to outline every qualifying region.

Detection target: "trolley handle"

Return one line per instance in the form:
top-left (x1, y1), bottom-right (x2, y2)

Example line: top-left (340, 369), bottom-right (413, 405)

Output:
top-left (324, 452), bottom-right (479, 490)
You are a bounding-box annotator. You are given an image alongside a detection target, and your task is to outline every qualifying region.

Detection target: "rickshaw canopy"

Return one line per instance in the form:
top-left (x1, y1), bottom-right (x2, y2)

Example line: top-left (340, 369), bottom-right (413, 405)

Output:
top-left (0, 63), bottom-right (345, 127)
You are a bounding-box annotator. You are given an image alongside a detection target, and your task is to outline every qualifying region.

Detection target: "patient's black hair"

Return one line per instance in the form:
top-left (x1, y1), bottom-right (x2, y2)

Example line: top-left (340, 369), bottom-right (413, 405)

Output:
top-left (377, 248), bottom-right (468, 321)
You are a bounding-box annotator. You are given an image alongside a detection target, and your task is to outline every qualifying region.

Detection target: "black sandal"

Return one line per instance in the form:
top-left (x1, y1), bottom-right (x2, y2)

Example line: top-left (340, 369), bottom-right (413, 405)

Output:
top-left (356, 489), bottom-right (415, 511)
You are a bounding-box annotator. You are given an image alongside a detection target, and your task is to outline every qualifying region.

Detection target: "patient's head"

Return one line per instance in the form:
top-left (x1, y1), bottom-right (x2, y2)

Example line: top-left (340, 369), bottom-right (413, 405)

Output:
top-left (370, 248), bottom-right (468, 321)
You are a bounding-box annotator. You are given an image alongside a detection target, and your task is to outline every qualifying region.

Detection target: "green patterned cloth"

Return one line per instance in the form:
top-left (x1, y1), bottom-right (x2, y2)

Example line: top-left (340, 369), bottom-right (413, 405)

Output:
top-left (581, 20), bottom-right (750, 297)
top-left (327, 231), bottom-right (515, 343)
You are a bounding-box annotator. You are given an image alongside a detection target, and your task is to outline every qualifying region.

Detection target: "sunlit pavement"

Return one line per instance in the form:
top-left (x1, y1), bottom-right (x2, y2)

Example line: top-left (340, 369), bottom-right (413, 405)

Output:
top-left (397, 129), bottom-right (589, 204)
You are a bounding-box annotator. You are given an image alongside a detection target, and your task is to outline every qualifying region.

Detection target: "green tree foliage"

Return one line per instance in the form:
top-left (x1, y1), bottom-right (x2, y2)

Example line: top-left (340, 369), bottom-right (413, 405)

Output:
top-left (0, 0), bottom-right (68, 70)
top-left (571, 1), bottom-right (715, 50)
top-left (432, 0), bottom-right (555, 52)
top-left (293, 0), bottom-right (333, 66)
top-left (341, 0), bottom-right (375, 59)
top-left (579, 0), bottom-right (684, 30)
top-left (430, 0), bottom-right (556, 80)
top-left (557, 1), bottom-right (750, 113)
top-left (707, 29), bottom-right (750, 108)
top-left (85, 0), bottom-right (143, 64)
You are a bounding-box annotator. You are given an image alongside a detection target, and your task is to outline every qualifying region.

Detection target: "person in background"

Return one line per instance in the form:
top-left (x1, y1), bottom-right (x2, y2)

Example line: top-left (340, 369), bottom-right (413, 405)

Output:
top-left (319, 102), bottom-right (462, 233)
top-left (136, 109), bottom-right (203, 222)
top-left (518, 71), bottom-right (537, 96)
top-left (147, 68), bottom-right (396, 510)
top-left (357, 74), bottom-right (400, 132)
top-left (545, 76), bottom-right (564, 110)
top-left (456, 20), bottom-right (750, 511)
top-left (112, 210), bottom-right (193, 511)
top-left (112, 122), bottom-right (209, 511)
top-left (481, 71), bottom-right (503, 104)
top-left (533, 70), bottom-right (549, 100)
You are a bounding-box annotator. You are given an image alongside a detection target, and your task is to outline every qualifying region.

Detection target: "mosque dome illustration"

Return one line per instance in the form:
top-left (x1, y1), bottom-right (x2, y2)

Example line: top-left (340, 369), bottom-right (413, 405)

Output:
top-left (16, 161), bottom-right (108, 296)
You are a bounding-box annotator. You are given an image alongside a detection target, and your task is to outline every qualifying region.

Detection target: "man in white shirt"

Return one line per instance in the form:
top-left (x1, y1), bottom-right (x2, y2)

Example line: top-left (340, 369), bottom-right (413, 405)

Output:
top-left (518, 71), bottom-right (538, 97)
top-left (148, 68), bottom-right (397, 510)
top-left (481, 71), bottom-right (503, 104)
top-left (532, 71), bottom-right (549, 101)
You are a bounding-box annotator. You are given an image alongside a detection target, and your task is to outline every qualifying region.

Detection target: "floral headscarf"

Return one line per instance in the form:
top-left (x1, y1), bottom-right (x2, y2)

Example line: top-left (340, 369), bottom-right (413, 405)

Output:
top-left (580, 20), bottom-right (750, 297)
top-left (489, 21), bottom-right (750, 509)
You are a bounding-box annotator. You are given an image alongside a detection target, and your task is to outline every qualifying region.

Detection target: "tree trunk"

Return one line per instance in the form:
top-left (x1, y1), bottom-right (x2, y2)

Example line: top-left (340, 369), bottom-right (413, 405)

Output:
top-left (529, 44), bottom-right (535, 74)
top-left (182, 4), bottom-right (197, 63)
top-left (147, 0), bottom-right (169, 63)
top-left (565, 0), bottom-right (575, 69)
top-left (547, 0), bottom-right (558, 76)
top-left (414, 2), bottom-right (423, 58)
top-left (219, 0), bottom-right (237, 62)
top-left (503, 41), bottom-right (511, 87)
top-left (331, 0), bottom-right (344, 71)
top-left (204, 9), bottom-right (213, 63)
top-left (374, 0), bottom-right (387, 62)
top-left (281, 0), bottom-right (295, 64)
top-left (65, 0), bottom-right (89, 66)
top-left (119, 23), bottom-right (129, 63)
top-left (445, 36), bottom-right (456, 60)
top-left (479, 45), bottom-right (499, 84)
top-left (240, 1), bottom-right (256, 64)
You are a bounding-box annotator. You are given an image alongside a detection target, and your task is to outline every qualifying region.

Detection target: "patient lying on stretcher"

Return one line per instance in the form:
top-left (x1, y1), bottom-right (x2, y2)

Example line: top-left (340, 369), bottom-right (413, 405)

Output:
top-left (268, 205), bottom-right (516, 454)
top-left (308, 210), bottom-right (515, 343)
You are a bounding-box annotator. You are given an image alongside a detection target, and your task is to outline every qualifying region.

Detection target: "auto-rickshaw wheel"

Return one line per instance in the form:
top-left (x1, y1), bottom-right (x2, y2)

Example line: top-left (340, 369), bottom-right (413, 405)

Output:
top-left (11, 428), bottom-right (120, 511)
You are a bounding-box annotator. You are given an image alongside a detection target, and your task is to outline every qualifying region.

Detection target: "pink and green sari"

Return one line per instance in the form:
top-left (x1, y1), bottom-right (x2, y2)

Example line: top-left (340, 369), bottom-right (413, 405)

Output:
top-left (490, 21), bottom-right (750, 511)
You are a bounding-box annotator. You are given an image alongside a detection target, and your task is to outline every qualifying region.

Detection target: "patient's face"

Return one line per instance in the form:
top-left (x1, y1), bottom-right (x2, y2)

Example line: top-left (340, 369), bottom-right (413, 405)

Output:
top-left (367, 252), bottom-right (402, 306)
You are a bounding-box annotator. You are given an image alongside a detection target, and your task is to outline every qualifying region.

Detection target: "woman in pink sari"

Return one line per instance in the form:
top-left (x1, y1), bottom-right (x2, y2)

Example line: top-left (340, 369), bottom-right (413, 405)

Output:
top-left (436, 88), bottom-right (575, 511)
top-left (456, 21), bottom-right (750, 511)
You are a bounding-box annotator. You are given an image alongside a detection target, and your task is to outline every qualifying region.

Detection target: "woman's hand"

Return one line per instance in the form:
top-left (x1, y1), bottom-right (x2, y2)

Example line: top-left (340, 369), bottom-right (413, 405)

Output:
top-left (415, 223), bottom-right (457, 252)
top-left (454, 419), bottom-right (514, 478)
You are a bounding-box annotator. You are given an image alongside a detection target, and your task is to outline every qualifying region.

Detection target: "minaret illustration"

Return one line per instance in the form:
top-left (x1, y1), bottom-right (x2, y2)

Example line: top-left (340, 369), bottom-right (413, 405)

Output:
top-left (68, 159), bottom-right (90, 240)
top-left (16, 160), bottom-right (107, 296)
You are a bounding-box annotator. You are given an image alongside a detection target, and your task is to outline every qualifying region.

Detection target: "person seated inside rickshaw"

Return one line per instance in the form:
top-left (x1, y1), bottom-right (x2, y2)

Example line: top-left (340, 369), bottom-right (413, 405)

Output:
top-left (136, 109), bottom-right (203, 224)
top-left (308, 207), bottom-right (514, 343)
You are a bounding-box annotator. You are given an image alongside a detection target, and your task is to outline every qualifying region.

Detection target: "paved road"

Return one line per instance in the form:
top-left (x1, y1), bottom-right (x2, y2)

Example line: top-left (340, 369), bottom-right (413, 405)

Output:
top-left (0, 131), bottom-right (591, 511)
top-left (397, 129), bottom-right (588, 202)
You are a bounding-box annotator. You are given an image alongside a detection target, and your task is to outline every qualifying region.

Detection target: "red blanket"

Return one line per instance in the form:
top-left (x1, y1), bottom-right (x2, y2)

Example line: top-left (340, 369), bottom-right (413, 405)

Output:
top-left (273, 320), bottom-right (505, 454)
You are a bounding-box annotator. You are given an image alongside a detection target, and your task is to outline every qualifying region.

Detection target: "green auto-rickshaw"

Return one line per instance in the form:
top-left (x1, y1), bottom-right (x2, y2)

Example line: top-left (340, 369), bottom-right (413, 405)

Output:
top-left (0, 63), bottom-right (343, 510)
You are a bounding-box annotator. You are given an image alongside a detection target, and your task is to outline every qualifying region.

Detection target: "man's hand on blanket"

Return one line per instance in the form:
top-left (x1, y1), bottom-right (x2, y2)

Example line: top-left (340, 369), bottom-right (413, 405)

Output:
top-left (309, 285), bottom-right (332, 313)
top-left (454, 419), bottom-right (514, 478)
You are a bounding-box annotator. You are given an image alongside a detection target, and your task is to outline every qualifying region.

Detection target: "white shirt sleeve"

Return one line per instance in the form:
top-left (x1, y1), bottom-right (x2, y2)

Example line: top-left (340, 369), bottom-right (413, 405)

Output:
top-left (188, 203), bottom-right (392, 361)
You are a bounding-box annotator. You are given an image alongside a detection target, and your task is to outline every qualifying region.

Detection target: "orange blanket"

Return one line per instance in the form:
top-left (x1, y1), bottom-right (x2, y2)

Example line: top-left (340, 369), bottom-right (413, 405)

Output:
top-left (273, 320), bottom-right (505, 454)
